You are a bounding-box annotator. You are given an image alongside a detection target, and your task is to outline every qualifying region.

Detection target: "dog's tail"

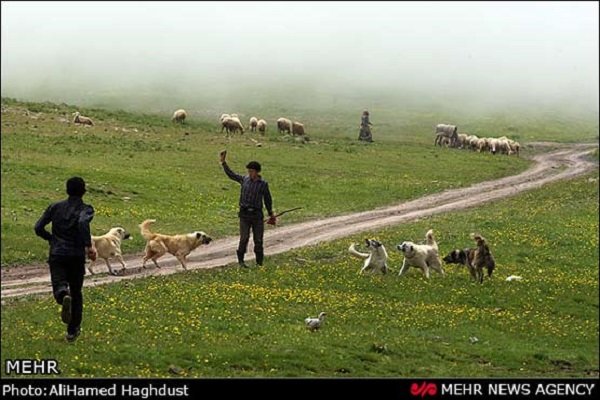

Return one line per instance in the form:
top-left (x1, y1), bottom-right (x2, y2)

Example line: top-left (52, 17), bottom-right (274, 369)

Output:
top-left (139, 219), bottom-right (156, 240)
top-left (348, 243), bottom-right (370, 259)
top-left (425, 229), bottom-right (437, 249)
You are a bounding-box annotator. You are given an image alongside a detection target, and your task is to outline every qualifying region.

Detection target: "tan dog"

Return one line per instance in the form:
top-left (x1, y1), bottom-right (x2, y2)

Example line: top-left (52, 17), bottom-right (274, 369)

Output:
top-left (139, 219), bottom-right (212, 270)
top-left (396, 229), bottom-right (445, 279)
top-left (88, 227), bottom-right (132, 276)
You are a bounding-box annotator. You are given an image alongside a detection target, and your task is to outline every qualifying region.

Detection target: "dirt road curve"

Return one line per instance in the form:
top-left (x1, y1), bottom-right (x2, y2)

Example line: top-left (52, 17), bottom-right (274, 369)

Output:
top-left (2, 143), bottom-right (597, 299)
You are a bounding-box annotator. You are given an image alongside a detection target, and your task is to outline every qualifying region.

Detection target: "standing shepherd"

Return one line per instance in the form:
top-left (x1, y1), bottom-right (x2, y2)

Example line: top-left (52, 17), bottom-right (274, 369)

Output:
top-left (220, 150), bottom-right (276, 268)
top-left (34, 177), bottom-right (97, 342)
top-left (358, 110), bottom-right (373, 142)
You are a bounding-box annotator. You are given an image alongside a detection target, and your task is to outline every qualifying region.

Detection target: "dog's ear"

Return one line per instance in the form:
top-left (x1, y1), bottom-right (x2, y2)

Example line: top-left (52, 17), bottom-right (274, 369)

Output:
top-left (196, 232), bottom-right (202, 239)
top-left (365, 238), bottom-right (370, 247)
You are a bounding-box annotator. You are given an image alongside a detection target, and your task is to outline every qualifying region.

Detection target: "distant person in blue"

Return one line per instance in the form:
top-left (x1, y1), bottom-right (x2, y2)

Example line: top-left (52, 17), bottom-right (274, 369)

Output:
top-left (358, 110), bottom-right (373, 142)
top-left (34, 177), bottom-right (97, 342)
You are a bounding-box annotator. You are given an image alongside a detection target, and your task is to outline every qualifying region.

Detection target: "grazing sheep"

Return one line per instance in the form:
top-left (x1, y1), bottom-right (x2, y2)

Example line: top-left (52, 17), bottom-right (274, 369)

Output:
top-left (171, 109), bottom-right (187, 124)
top-left (257, 119), bottom-right (267, 135)
top-left (292, 121), bottom-right (305, 136)
top-left (498, 139), bottom-right (512, 155)
top-left (222, 117), bottom-right (244, 136)
top-left (457, 133), bottom-right (468, 149)
top-left (277, 117), bottom-right (292, 134)
top-left (509, 140), bottom-right (521, 156)
top-left (488, 138), bottom-right (500, 154)
top-left (435, 124), bottom-right (458, 147)
top-left (476, 138), bottom-right (488, 153)
top-left (249, 117), bottom-right (258, 132)
top-left (73, 112), bottom-right (94, 126)
top-left (436, 135), bottom-right (451, 147)
top-left (468, 135), bottom-right (480, 151)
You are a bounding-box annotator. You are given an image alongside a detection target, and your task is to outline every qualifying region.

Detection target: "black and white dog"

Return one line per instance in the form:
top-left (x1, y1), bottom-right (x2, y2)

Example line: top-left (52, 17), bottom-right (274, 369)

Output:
top-left (349, 239), bottom-right (389, 274)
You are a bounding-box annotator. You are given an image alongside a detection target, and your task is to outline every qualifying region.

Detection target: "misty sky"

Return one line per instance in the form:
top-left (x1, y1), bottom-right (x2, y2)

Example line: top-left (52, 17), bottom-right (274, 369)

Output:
top-left (1, 1), bottom-right (598, 111)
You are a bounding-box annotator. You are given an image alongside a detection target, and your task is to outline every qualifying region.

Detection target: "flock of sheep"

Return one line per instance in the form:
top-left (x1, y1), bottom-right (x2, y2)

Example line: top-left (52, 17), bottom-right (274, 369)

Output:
top-left (72, 111), bottom-right (519, 157)
top-left (434, 123), bottom-right (521, 156)
top-left (72, 108), bottom-right (307, 139)
top-left (217, 113), bottom-right (305, 137)
top-left (168, 108), bottom-right (306, 138)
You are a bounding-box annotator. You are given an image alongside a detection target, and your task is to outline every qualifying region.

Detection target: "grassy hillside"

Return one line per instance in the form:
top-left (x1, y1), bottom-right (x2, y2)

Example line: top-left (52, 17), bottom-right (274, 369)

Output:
top-left (1, 170), bottom-right (597, 377)
top-left (1, 98), bottom-right (534, 266)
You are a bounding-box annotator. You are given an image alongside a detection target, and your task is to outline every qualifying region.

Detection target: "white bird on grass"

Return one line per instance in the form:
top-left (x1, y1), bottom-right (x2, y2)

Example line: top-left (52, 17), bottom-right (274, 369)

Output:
top-left (506, 275), bottom-right (523, 282)
top-left (305, 312), bottom-right (327, 331)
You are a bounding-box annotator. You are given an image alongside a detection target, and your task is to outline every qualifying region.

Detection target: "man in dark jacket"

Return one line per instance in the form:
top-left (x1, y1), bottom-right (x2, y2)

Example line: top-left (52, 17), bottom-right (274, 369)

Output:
top-left (34, 177), bottom-right (97, 342)
top-left (220, 150), bottom-right (276, 267)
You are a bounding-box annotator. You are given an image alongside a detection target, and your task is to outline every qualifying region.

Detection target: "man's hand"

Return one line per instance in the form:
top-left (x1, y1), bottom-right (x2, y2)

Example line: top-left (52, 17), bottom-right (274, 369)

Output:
top-left (219, 150), bottom-right (227, 164)
top-left (86, 246), bottom-right (97, 262)
top-left (266, 215), bottom-right (277, 226)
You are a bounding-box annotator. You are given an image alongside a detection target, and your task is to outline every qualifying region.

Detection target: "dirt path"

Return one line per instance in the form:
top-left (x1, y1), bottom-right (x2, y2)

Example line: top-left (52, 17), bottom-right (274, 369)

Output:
top-left (2, 143), bottom-right (597, 299)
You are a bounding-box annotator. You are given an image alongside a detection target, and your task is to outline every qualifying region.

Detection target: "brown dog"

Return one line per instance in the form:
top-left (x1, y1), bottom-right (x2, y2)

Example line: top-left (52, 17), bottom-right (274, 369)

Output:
top-left (139, 219), bottom-right (212, 270)
top-left (470, 234), bottom-right (496, 283)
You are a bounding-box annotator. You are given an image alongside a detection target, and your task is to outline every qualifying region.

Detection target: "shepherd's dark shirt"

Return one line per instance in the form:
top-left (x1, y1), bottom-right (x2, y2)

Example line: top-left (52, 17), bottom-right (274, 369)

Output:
top-left (222, 162), bottom-right (273, 216)
top-left (34, 196), bottom-right (95, 257)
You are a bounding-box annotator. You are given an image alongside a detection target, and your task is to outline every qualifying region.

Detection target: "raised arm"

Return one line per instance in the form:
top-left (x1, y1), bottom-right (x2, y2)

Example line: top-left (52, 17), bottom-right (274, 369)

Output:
top-left (222, 161), bottom-right (244, 184)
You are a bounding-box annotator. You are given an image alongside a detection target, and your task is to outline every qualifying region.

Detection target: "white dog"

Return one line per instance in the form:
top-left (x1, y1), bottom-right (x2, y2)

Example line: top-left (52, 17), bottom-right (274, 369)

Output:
top-left (396, 229), bottom-right (444, 279)
top-left (88, 227), bottom-right (132, 276)
top-left (349, 239), bottom-right (389, 274)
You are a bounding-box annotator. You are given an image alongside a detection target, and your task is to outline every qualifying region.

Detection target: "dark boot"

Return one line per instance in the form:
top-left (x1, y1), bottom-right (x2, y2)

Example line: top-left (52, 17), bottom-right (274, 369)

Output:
top-left (255, 251), bottom-right (264, 267)
top-left (237, 250), bottom-right (249, 268)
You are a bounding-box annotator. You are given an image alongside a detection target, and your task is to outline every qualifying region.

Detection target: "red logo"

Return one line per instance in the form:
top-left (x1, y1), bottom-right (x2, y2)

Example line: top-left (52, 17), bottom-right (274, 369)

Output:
top-left (411, 382), bottom-right (438, 398)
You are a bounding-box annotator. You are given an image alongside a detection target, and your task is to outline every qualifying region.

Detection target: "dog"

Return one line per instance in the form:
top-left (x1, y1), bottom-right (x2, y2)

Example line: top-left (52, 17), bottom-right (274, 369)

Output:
top-left (443, 247), bottom-right (478, 280)
top-left (139, 219), bottom-right (212, 270)
top-left (470, 233), bottom-right (496, 283)
top-left (349, 239), bottom-right (389, 274)
top-left (88, 227), bottom-right (132, 276)
top-left (396, 229), bottom-right (444, 279)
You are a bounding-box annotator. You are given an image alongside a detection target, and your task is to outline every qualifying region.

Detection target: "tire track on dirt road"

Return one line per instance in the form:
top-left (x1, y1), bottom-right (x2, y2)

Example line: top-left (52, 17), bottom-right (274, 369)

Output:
top-left (2, 143), bottom-right (597, 299)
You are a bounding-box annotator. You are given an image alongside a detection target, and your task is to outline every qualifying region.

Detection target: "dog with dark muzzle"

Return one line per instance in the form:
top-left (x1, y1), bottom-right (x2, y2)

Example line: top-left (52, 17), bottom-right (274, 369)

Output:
top-left (140, 219), bottom-right (212, 271)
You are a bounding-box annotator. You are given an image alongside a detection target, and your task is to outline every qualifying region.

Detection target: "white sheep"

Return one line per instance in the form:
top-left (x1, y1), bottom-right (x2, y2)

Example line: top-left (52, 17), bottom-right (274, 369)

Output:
top-left (488, 138), bottom-right (500, 154)
top-left (509, 140), bottom-right (521, 156)
top-left (457, 133), bottom-right (468, 149)
top-left (171, 109), bottom-right (187, 124)
top-left (257, 119), bottom-right (267, 135)
top-left (435, 124), bottom-right (458, 147)
top-left (249, 117), bottom-right (258, 132)
top-left (468, 135), bottom-right (480, 151)
top-left (73, 112), bottom-right (94, 126)
top-left (277, 117), bottom-right (292, 134)
top-left (222, 117), bottom-right (244, 136)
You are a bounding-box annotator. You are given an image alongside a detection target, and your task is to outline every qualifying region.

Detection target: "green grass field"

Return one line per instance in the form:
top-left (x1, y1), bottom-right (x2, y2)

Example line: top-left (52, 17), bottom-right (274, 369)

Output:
top-left (1, 98), bottom-right (536, 266)
top-left (1, 170), bottom-right (597, 377)
top-left (1, 97), bottom-right (598, 378)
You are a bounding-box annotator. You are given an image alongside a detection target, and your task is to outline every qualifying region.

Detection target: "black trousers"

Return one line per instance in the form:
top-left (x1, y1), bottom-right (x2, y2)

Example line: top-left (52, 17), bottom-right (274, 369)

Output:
top-left (49, 254), bottom-right (85, 334)
top-left (237, 215), bottom-right (264, 254)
